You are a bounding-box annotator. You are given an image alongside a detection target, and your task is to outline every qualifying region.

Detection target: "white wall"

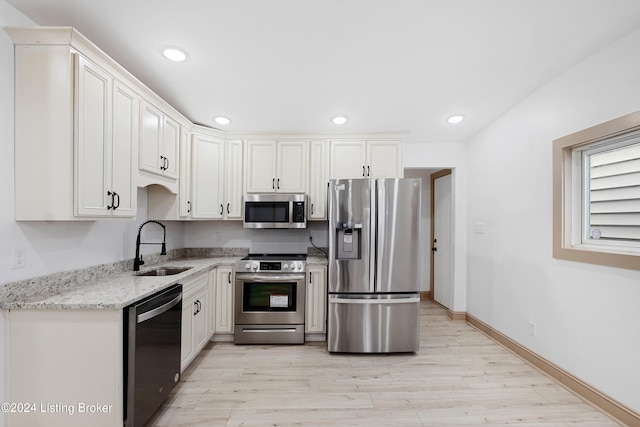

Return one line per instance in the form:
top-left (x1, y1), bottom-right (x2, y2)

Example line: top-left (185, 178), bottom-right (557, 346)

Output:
top-left (404, 142), bottom-right (469, 312)
top-left (465, 27), bottom-right (640, 412)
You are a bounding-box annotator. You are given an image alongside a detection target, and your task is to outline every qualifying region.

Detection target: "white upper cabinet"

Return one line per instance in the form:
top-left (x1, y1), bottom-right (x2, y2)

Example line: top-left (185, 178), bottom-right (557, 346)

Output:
top-left (148, 130), bottom-right (243, 221)
top-left (225, 140), bottom-right (244, 219)
top-left (191, 133), bottom-right (225, 219)
top-left (329, 140), bottom-right (367, 179)
top-left (109, 81), bottom-right (138, 217)
top-left (330, 139), bottom-right (403, 179)
top-left (308, 140), bottom-right (328, 220)
top-left (140, 100), bottom-right (180, 180)
top-left (366, 140), bottom-right (403, 178)
top-left (276, 141), bottom-right (308, 193)
top-left (246, 140), bottom-right (307, 193)
top-left (8, 25), bottom-right (140, 220)
top-left (178, 127), bottom-right (192, 218)
top-left (75, 59), bottom-right (138, 218)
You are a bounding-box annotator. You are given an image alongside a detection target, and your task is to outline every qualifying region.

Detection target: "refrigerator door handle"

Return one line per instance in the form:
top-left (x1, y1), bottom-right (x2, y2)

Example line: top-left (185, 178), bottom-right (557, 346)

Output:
top-left (329, 296), bottom-right (420, 304)
top-left (369, 180), bottom-right (377, 293)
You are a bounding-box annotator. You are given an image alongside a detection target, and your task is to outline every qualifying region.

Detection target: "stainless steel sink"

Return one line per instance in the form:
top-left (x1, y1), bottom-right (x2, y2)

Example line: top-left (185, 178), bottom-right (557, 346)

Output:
top-left (136, 267), bottom-right (191, 277)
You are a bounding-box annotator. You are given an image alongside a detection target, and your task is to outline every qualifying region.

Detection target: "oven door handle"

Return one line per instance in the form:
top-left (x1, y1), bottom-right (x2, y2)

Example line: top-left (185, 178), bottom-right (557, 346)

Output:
top-left (236, 274), bottom-right (305, 282)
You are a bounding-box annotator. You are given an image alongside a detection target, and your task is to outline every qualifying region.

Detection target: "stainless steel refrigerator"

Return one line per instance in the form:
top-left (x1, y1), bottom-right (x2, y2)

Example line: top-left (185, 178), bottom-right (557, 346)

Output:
top-left (328, 178), bottom-right (422, 353)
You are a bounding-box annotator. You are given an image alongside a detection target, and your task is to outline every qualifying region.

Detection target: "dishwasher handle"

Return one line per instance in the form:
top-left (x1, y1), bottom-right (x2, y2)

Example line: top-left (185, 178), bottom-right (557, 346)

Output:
top-left (137, 292), bottom-right (182, 323)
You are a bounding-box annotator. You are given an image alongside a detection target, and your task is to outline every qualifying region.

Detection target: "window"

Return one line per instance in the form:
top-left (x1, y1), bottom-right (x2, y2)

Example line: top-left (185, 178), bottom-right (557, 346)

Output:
top-left (553, 110), bottom-right (640, 270)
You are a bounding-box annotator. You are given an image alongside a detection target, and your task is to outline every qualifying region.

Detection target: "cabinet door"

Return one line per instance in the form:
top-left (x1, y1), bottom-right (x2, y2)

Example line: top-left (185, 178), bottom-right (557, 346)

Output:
top-left (180, 295), bottom-right (194, 371)
top-left (215, 267), bottom-right (234, 334)
top-left (367, 140), bottom-right (403, 178)
top-left (140, 101), bottom-right (163, 175)
top-left (192, 289), bottom-right (209, 354)
top-left (162, 115), bottom-right (180, 179)
top-left (178, 128), bottom-right (192, 218)
top-left (75, 55), bottom-right (111, 217)
top-left (207, 269), bottom-right (217, 337)
top-left (305, 266), bottom-right (327, 333)
top-left (277, 140), bottom-right (307, 193)
top-left (330, 140), bottom-right (367, 179)
top-left (191, 134), bottom-right (225, 219)
top-left (308, 140), bottom-right (328, 220)
top-left (225, 139), bottom-right (244, 219)
top-left (110, 80), bottom-right (137, 217)
top-left (245, 140), bottom-right (277, 193)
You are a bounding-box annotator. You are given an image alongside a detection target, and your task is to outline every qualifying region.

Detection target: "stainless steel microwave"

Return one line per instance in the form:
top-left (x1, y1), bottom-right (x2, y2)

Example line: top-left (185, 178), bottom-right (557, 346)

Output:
top-left (243, 194), bottom-right (307, 229)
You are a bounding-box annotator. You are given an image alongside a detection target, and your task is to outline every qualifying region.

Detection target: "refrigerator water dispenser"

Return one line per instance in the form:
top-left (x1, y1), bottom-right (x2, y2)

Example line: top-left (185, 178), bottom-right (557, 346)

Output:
top-left (336, 222), bottom-right (362, 260)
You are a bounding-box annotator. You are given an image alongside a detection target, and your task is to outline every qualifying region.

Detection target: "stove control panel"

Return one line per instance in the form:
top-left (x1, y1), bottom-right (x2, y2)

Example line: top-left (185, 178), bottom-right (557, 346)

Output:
top-left (236, 257), bottom-right (306, 273)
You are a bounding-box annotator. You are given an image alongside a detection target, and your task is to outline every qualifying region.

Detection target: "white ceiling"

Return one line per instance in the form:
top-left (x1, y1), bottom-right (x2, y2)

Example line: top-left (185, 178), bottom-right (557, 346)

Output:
top-left (7, 0), bottom-right (640, 143)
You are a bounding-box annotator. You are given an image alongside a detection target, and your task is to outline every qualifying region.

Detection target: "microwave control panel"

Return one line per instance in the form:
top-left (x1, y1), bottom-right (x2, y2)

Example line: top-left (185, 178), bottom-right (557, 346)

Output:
top-left (292, 202), bottom-right (305, 223)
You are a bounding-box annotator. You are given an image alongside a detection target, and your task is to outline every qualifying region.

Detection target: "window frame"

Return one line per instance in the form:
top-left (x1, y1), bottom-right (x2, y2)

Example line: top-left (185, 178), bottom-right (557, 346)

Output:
top-left (553, 110), bottom-right (640, 271)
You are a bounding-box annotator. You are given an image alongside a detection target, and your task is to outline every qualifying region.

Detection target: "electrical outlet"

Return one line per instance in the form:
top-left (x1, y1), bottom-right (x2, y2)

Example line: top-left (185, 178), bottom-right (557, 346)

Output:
top-left (214, 232), bottom-right (221, 242)
top-left (309, 231), bottom-right (315, 242)
top-left (528, 321), bottom-right (537, 338)
top-left (12, 248), bottom-right (26, 269)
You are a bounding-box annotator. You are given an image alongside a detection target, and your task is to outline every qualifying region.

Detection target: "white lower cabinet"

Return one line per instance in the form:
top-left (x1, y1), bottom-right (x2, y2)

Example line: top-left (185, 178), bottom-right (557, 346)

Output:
top-left (4, 309), bottom-right (123, 427)
top-left (180, 273), bottom-right (209, 372)
top-left (214, 266), bottom-right (235, 335)
top-left (305, 266), bottom-right (327, 334)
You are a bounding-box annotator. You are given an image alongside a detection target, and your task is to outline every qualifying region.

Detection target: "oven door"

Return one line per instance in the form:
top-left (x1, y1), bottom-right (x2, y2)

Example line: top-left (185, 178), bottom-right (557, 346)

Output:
top-left (235, 273), bottom-right (306, 325)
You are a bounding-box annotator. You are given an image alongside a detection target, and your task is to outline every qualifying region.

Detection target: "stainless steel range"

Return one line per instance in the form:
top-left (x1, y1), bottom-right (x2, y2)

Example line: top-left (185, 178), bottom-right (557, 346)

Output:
top-left (234, 254), bottom-right (307, 344)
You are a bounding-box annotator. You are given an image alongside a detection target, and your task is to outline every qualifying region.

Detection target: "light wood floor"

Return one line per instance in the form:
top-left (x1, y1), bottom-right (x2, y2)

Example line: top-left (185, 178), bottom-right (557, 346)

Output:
top-left (152, 299), bottom-right (622, 426)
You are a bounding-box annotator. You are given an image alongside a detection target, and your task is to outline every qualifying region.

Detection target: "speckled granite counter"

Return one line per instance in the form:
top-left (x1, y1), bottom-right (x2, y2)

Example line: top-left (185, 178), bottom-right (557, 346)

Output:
top-left (0, 248), bottom-right (327, 311)
top-left (0, 247), bottom-right (249, 311)
top-left (0, 257), bottom-right (241, 310)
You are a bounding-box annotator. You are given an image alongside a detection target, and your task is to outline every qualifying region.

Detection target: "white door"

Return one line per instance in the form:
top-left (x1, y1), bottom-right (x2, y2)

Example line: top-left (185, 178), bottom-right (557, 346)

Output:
top-left (191, 134), bottom-right (225, 219)
top-left (245, 140), bottom-right (277, 193)
top-left (366, 140), bottom-right (403, 178)
top-left (140, 101), bottom-right (163, 175)
top-left (110, 80), bottom-right (137, 217)
top-left (225, 139), bottom-right (244, 219)
top-left (329, 140), bottom-right (366, 179)
top-left (308, 140), bottom-right (328, 220)
top-left (75, 55), bottom-right (111, 216)
top-left (162, 115), bottom-right (180, 179)
top-left (276, 140), bottom-right (307, 193)
top-left (433, 172), bottom-right (452, 308)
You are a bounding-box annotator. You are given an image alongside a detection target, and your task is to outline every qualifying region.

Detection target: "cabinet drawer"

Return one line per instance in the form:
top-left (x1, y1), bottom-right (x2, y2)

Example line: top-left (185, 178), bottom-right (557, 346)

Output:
top-left (182, 273), bottom-right (208, 300)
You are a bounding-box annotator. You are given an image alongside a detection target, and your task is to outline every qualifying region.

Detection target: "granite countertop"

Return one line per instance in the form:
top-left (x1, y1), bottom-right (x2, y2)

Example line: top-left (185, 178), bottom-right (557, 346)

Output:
top-left (0, 256), bottom-right (241, 311)
top-left (0, 248), bottom-right (328, 311)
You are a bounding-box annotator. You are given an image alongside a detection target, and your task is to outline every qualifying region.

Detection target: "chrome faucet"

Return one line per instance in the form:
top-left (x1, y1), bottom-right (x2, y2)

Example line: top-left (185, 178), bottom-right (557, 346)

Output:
top-left (133, 220), bottom-right (167, 271)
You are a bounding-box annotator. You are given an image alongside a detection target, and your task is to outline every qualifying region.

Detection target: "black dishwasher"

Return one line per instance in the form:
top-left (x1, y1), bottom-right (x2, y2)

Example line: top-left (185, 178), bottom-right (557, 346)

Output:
top-left (124, 284), bottom-right (182, 427)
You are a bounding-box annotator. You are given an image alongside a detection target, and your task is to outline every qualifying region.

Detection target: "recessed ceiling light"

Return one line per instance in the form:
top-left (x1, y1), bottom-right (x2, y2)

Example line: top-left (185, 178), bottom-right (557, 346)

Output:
top-left (446, 114), bottom-right (464, 124)
top-left (214, 116), bottom-right (231, 126)
top-left (331, 115), bottom-right (348, 125)
top-left (162, 47), bottom-right (187, 62)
